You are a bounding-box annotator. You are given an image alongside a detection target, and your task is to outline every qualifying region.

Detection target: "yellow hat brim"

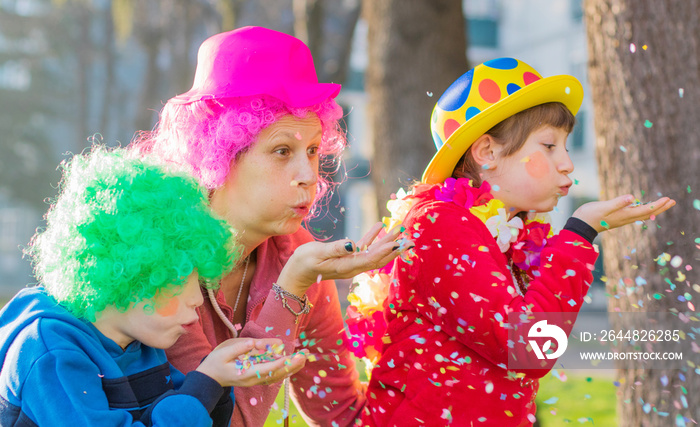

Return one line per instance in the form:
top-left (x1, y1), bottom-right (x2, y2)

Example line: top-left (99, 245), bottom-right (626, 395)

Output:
top-left (421, 74), bottom-right (584, 184)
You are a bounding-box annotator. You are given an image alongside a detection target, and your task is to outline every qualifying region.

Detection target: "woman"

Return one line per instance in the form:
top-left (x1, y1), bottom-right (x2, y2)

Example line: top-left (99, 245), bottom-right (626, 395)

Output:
top-left (131, 26), bottom-right (407, 426)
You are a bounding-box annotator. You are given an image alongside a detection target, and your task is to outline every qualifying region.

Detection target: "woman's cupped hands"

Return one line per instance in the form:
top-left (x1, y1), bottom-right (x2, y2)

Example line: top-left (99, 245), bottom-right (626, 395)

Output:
top-left (277, 222), bottom-right (413, 297)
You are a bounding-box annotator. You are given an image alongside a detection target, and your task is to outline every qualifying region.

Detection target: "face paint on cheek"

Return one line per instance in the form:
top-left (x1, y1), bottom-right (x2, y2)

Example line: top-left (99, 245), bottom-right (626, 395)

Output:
top-left (155, 296), bottom-right (180, 317)
top-left (524, 151), bottom-right (550, 179)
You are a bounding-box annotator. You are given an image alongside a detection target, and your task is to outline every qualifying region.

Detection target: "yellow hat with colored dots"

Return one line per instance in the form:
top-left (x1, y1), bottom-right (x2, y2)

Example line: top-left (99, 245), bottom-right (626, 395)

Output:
top-left (422, 57), bottom-right (583, 184)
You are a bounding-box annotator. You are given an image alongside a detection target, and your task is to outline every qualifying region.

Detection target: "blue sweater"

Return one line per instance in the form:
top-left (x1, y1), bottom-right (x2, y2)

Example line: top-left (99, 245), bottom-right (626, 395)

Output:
top-left (0, 287), bottom-right (233, 426)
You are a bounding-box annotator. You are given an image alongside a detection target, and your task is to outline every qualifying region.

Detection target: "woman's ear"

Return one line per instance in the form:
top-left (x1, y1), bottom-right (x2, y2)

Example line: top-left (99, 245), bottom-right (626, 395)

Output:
top-left (470, 134), bottom-right (497, 170)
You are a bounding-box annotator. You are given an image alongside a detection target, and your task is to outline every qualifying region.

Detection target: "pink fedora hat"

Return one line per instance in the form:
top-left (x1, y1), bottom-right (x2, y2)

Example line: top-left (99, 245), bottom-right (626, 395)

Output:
top-left (169, 26), bottom-right (341, 107)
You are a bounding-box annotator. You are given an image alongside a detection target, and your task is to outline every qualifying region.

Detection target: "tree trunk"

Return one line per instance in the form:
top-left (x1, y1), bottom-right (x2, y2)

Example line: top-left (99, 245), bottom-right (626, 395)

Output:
top-left (75, 3), bottom-right (93, 148)
top-left (99, 3), bottom-right (116, 137)
top-left (584, 1), bottom-right (700, 425)
top-left (362, 0), bottom-right (467, 217)
top-left (233, 0), bottom-right (294, 32)
top-left (231, 0), bottom-right (360, 85)
top-left (313, 0), bottom-right (361, 84)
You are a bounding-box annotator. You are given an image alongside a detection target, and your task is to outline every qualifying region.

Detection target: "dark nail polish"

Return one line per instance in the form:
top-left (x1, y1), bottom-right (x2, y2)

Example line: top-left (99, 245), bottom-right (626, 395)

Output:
top-left (344, 241), bottom-right (354, 252)
top-left (392, 245), bottom-right (400, 251)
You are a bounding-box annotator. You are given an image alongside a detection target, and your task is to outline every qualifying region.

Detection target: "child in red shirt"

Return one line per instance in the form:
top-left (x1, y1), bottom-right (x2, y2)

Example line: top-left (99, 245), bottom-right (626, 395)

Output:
top-left (350, 58), bottom-right (675, 426)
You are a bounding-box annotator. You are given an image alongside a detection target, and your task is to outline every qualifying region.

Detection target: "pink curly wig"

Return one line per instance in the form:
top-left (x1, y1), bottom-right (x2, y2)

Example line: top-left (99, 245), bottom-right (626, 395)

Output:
top-left (132, 95), bottom-right (346, 218)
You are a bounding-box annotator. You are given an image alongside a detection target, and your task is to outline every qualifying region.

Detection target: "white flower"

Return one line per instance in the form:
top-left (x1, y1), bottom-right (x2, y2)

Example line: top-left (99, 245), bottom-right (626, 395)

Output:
top-left (348, 272), bottom-right (390, 315)
top-left (384, 188), bottom-right (415, 231)
top-left (484, 208), bottom-right (523, 252)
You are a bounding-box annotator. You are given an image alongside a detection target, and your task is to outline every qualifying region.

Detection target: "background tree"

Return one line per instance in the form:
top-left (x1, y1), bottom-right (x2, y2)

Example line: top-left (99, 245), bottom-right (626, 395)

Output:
top-left (109, 0), bottom-right (222, 131)
top-left (230, 0), bottom-right (360, 87)
top-left (362, 0), bottom-right (467, 216)
top-left (584, 1), bottom-right (700, 425)
top-left (0, 0), bottom-right (75, 210)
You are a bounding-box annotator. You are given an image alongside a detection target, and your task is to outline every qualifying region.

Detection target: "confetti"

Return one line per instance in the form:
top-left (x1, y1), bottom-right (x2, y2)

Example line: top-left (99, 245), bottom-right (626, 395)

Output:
top-left (670, 256), bottom-right (683, 268)
top-left (630, 43), bottom-right (636, 53)
top-left (644, 120), bottom-right (653, 128)
top-left (440, 408), bottom-right (452, 420)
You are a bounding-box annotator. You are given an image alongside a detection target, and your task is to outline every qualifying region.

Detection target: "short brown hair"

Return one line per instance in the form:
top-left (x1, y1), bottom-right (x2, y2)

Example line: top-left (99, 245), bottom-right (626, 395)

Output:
top-left (452, 102), bottom-right (575, 186)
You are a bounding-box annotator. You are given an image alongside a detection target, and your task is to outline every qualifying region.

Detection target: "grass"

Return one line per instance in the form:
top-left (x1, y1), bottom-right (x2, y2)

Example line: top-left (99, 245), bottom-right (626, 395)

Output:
top-left (264, 389), bottom-right (307, 426)
top-left (535, 371), bottom-right (617, 426)
top-left (263, 360), bottom-right (617, 426)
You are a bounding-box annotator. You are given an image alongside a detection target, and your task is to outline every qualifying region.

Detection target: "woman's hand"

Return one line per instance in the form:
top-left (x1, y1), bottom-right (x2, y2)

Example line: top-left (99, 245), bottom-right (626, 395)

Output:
top-left (196, 338), bottom-right (307, 387)
top-left (277, 222), bottom-right (412, 296)
top-left (573, 194), bottom-right (676, 233)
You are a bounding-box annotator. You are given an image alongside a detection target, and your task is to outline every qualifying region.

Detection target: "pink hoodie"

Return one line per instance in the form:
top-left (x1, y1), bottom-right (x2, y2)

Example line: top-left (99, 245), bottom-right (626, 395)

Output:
top-left (166, 227), bottom-right (366, 426)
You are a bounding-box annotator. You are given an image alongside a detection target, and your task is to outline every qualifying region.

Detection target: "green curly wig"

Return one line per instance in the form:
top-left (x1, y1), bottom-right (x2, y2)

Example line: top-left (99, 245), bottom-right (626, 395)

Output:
top-left (28, 147), bottom-right (239, 322)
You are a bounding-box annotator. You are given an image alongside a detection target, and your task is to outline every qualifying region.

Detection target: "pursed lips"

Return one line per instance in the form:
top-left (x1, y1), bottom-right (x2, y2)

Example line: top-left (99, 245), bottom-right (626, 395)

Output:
top-left (557, 182), bottom-right (572, 197)
top-left (292, 196), bottom-right (313, 214)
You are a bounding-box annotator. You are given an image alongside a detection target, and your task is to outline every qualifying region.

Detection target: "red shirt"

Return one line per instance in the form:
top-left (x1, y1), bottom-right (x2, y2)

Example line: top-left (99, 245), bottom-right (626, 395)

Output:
top-left (362, 191), bottom-right (598, 426)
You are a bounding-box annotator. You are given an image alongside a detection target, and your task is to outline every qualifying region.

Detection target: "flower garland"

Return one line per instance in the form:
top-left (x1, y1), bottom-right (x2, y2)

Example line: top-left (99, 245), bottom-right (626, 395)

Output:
top-left (344, 178), bottom-right (555, 370)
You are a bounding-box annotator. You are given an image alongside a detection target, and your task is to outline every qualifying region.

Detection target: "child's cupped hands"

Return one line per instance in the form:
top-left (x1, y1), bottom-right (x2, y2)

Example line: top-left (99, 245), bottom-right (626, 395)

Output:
top-left (572, 194), bottom-right (676, 233)
top-left (196, 338), bottom-right (308, 387)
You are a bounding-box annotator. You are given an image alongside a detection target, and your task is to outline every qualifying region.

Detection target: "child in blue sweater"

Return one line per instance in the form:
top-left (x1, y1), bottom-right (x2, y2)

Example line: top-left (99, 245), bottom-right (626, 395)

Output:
top-left (0, 148), bottom-right (299, 426)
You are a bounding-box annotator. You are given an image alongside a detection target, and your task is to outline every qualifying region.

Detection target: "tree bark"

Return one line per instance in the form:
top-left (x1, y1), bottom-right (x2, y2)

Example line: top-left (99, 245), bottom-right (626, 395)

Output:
top-left (362, 0), bottom-right (467, 217)
top-left (231, 0), bottom-right (360, 85)
top-left (584, 1), bottom-right (700, 425)
top-left (233, 0), bottom-right (294, 32)
top-left (314, 0), bottom-right (361, 84)
top-left (99, 3), bottom-right (116, 137)
top-left (75, 3), bottom-right (93, 148)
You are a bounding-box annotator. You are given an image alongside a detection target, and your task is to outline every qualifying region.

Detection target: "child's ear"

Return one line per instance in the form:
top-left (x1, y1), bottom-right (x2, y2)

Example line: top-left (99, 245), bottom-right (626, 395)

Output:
top-left (471, 134), bottom-right (497, 169)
